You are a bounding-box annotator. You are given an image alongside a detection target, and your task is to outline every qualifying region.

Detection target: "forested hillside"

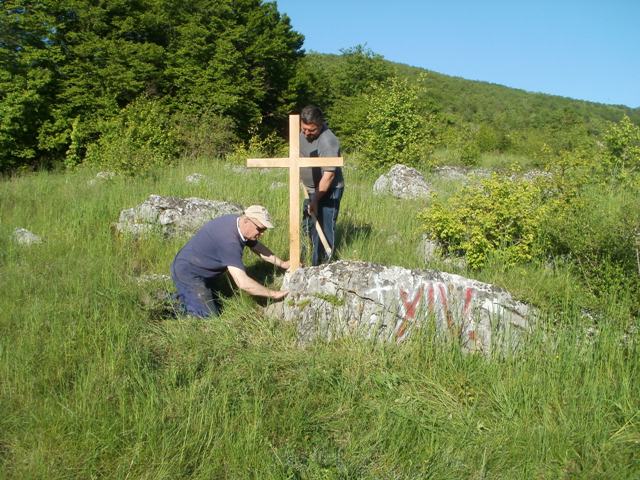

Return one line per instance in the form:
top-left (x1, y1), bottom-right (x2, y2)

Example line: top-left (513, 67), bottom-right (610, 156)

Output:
top-left (299, 49), bottom-right (640, 166)
top-left (2, 1), bottom-right (638, 174)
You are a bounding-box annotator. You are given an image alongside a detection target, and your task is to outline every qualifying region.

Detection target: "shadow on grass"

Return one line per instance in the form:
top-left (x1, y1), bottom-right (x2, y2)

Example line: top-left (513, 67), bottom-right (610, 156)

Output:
top-left (335, 218), bottom-right (373, 254)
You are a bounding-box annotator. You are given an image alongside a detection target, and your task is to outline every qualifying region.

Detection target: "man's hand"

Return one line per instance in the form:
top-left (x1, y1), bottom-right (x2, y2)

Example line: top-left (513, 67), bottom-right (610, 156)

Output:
top-left (280, 259), bottom-right (291, 271)
top-left (271, 290), bottom-right (289, 300)
top-left (307, 198), bottom-right (318, 217)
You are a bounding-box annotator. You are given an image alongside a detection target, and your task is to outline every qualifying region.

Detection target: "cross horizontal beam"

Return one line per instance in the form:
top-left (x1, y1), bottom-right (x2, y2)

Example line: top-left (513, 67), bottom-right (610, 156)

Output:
top-left (247, 157), bottom-right (343, 168)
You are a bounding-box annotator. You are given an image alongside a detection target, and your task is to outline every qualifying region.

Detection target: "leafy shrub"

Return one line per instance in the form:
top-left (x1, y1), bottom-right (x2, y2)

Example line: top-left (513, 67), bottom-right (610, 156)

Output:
top-left (476, 124), bottom-right (512, 153)
top-left (459, 137), bottom-right (481, 166)
top-left (540, 146), bottom-right (640, 304)
top-left (327, 93), bottom-right (370, 152)
top-left (357, 76), bottom-right (438, 170)
top-left (602, 114), bottom-right (640, 177)
top-left (419, 173), bottom-right (548, 269)
top-left (225, 131), bottom-right (287, 165)
top-left (534, 116), bottom-right (640, 308)
top-left (172, 109), bottom-right (238, 160)
top-left (541, 181), bottom-right (640, 303)
top-left (85, 98), bottom-right (179, 176)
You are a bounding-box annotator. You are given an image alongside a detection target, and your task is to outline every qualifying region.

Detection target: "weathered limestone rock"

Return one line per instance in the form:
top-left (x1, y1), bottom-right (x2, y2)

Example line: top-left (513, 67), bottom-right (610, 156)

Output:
top-left (418, 234), bottom-right (467, 270)
top-left (186, 173), bottom-right (206, 184)
top-left (373, 164), bottom-right (431, 199)
top-left (225, 164), bottom-right (250, 175)
top-left (115, 194), bottom-right (243, 237)
top-left (13, 228), bottom-right (42, 245)
top-left (267, 260), bottom-right (533, 354)
top-left (432, 165), bottom-right (471, 181)
top-left (87, 171), bottom-right (116, 186)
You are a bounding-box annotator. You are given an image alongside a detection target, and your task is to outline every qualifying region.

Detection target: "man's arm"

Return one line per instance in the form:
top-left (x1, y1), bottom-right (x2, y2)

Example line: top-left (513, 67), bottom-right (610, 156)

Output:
top-left (227, 266), bottom-right (288, 300)
top-left (310, 170), bottom-right (335, 215)
top-left (250, 242), bottom-right (290, 270)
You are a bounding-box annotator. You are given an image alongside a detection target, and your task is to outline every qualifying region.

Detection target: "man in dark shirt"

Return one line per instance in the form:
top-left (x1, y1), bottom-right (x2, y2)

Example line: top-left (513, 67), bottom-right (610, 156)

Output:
top-left (299, 105), bottom-right (344, 266)
top-left (170, 205), bottom-right (289, 317)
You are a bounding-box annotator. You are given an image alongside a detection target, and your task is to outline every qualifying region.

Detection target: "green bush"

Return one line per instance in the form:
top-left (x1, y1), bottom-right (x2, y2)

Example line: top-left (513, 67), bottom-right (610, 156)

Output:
top-left (224, 131), bottom-right (287, 165)
top-left (603, 114), bottom-right (640, 177)
top-left (535, 116), bottom-right (640, 307)
top-left (419, 173), bottom-right (548, 269)
top-left (356, 76), bottom-right (438, 170)
top-left (85, 98), bottom-right (179, 176)
top-left (171, 109), bottom-right (238, 160)
top-left (540, 174), bottom-right (640, 304)
top-left (326, 94), bottom-right (370, 152)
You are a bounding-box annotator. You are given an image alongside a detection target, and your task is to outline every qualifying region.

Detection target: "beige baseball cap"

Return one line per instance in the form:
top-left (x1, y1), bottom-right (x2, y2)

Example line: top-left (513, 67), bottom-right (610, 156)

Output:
top-left (244, 205), bottom-right (274, 229)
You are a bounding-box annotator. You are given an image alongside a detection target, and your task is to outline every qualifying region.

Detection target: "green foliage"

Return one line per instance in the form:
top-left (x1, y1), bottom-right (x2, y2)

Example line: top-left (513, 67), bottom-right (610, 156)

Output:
top-left (171, 109), bottom-right (238, 161)
top-left (331, 44), bottom-right (393, 99)
top-left (603, 114), bottom-right (640, 175)
top-left (538, 121), bottom-right (640, 304)
top-left (225, 130), bottom-right (287, 165)
top-left (63, 117), bottom-right (83, 169)
top-left (296, 46), bottom-right (393, 112)
top-left (0, 0), bottom-right (303, 172)
top-left (302, 46), bottom-right (395, 153)
top-left (325, 93), bottom-right (370, 152)
top-left (85, 97), bottom-right (178, 176)
top-left (420, 174), bottom-right (548, 269)
top-left (542, 182), bottom-right (640, 296)
top-left (0, 0), bottom-right (64, 170)
top-left (354, 76), bottom-right (438, 169)
top-left (162, 0), bottom-right (303, 136)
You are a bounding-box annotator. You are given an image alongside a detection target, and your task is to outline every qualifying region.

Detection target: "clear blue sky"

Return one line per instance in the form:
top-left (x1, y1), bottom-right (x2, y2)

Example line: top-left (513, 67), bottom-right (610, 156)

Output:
top-left (273, 0), bottom-right (640, 108)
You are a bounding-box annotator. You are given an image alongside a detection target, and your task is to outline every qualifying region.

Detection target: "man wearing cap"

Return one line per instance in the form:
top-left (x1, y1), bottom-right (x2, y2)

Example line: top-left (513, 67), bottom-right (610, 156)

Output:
top-left (299, 104), bottom-right (344, 266)
top-left (170, 205), bottom-right (289, 318)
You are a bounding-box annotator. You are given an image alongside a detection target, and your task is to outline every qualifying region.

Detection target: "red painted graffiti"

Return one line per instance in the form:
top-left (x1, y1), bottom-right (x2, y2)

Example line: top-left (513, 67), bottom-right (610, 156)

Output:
top-left (396, 284), bottom-right (477, 341)
top-left (463, 287), bottom-right (474, 318)
top-left (396, 287), bottom-right (424, 338)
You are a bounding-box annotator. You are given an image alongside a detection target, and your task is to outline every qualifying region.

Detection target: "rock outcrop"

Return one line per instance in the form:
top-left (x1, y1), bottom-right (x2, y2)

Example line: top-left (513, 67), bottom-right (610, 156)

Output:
top-left (267, 260), bottom-right (533, 354)
top-left (115, 194), bottom-right (243, 238)
top-left (13, 228), bottom-right (42, 245)
top-left (373, 164), bottom-right (431, 199)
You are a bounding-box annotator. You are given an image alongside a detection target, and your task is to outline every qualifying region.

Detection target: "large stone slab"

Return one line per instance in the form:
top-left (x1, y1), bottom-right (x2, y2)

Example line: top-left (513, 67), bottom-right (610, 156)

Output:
top-left (115, 194), bottom-right (243, 237)
top-left (268, 260), bottom-right (533, 354)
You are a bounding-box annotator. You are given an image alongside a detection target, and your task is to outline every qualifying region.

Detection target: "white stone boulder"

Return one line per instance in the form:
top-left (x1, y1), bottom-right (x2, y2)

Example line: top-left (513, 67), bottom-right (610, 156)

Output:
top-left (13, 228), bottom-right (42, 245)
top-left (115, 194), bottom-right (243, 238)
top-left (267, 260), bottom-right (534, 354)
top-left (373, 164), bottom-right (431, 199)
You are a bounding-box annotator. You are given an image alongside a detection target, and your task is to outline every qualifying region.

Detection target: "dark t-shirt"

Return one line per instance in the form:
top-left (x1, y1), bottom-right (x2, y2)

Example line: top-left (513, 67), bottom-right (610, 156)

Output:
top-left (171, 214), bottom-right (255, 282)
top-left (299, 125), bottom-right (344, 193)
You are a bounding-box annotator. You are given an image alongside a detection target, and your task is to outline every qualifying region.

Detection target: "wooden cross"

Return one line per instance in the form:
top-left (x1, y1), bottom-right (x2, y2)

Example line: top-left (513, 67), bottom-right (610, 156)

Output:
top-left (247, 114), bottom-right (343, 271)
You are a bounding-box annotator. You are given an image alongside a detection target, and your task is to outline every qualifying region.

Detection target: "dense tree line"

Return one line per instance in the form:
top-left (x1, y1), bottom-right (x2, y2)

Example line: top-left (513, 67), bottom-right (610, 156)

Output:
top-left (0, 0), bottom-right (303, 172)
top-left (2, 1), bottom-right (639, 173)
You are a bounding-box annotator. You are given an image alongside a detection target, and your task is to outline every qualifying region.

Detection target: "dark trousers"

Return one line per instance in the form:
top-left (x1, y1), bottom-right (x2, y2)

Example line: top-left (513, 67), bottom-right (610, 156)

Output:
top-left (170, 261), bottom-right (222, 318)
top-left (302, 187), bottom-right (343, 266)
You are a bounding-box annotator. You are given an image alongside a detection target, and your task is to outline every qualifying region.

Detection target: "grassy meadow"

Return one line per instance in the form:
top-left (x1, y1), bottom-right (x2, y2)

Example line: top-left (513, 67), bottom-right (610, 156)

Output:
top-left (1, 157), bottom-right (638, 479)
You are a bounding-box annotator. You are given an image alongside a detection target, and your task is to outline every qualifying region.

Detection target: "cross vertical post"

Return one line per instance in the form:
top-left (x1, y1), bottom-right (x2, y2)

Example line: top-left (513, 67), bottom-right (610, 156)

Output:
top-left (288, 115), bottom-right (301, 271)
top-left (247, 114), bottom-right (343, 271)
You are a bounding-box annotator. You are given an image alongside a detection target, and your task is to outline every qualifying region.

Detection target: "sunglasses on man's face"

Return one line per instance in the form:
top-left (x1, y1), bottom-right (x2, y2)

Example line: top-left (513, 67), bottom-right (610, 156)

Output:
top-left (248, 218), bottom-right (267, 233)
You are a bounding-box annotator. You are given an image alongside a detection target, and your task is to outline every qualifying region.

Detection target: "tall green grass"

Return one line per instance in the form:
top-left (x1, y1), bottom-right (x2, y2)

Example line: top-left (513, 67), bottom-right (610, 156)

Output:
top-left (1, 160), bottom-right (638, 478)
